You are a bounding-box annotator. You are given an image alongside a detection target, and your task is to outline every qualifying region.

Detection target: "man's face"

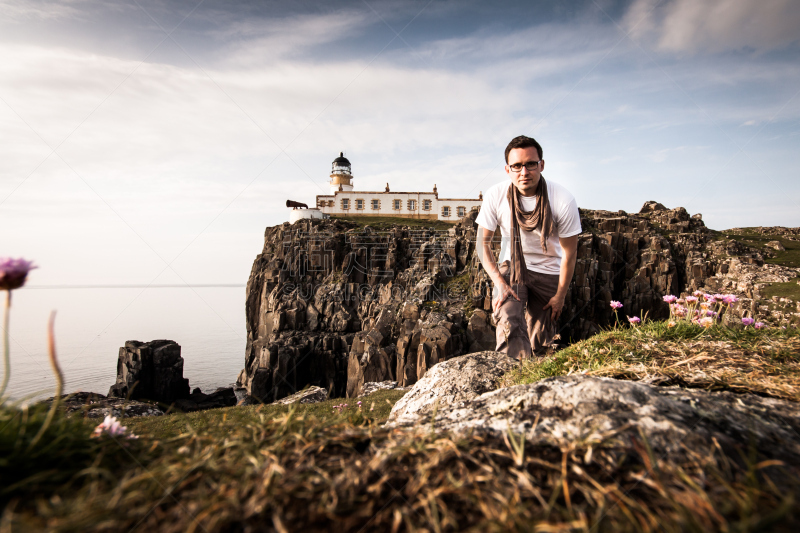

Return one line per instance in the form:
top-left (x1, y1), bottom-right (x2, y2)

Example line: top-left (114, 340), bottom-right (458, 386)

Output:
top-left (505, 147), bottom-right (544, 196)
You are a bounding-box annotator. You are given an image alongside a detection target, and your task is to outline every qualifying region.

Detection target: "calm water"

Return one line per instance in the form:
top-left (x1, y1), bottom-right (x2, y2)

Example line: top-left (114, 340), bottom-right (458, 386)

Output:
top-left (4, 286), bottom-right (246, 402)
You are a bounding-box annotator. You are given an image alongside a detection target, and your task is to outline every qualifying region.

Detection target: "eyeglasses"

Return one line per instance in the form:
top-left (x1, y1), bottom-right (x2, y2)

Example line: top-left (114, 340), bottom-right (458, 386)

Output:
top-left (508, 160), bottom-right (540, 173)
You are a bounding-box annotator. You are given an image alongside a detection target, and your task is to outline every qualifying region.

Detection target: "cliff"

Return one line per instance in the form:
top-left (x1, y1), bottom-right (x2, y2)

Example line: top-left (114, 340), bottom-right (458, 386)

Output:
top-left (236, 202), bottom-right (800, 402)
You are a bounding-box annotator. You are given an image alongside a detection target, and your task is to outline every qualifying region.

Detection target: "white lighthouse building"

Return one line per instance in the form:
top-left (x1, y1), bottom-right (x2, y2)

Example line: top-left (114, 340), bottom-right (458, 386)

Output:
top-left (314, 152), bottom-right (483, 222)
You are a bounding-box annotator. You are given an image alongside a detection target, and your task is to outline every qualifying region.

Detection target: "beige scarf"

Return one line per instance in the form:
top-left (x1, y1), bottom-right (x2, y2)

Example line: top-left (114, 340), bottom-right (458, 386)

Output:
top-left (507, 176), bottom-right (553, 285)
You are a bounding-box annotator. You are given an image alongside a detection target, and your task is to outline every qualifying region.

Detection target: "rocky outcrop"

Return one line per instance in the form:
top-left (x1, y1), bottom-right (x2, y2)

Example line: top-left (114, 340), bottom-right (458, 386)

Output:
top-left (174, 387), bottom-right (237, 412)
top-left (727, 226), bottom-right (800, 241)
top-left (40, 392), bottom-right (164, 418)
top-left (358, 381), bottom-right (407, 397)
top-left (387, 354), bottom-right (800, 463)
top-left (108, 340), bottom-right (190, 404)
top-left (238, 205), bottom-right (799, 403)
top-left (238, 218), bottom-right (477, 402)
top-left (275, 386), bottom-right (328, 405)
top-left (386, 351), bottom-right (517, 427)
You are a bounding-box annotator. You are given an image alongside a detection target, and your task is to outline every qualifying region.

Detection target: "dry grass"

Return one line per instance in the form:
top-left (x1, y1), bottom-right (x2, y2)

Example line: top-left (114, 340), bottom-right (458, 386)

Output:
top-left (3, 323), bottom-right (800, 531)
top-left (2, 406), bottom-right (797, 532)
top-left (507, 321), bottom-right (800, 402)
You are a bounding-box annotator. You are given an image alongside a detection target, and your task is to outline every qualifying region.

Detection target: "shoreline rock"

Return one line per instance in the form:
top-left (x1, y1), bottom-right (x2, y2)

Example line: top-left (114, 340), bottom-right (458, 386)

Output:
top-left (108, 340), bottom-right (190, 403)
top-left (39, 392), bottom-right (165, 418)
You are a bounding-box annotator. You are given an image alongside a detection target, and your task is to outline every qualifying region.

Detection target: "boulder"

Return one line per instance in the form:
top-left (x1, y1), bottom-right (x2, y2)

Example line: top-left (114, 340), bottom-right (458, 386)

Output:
top-left (416, 325), bottom-right (452, 381)
top-left (107, 340), bottom-right (190, 404)
top-left (395, 329), bottom-right (421, 387)
top-left (639, 200), bottom-right (668, 213)
top-left (345, 304), bottom-right (401, 397)
top-left (466, 309), bottom-right (496, 352)
top-left (276, 386), bottom-right (328, 405)
top-left (766, 240), bottom-right (786, 251)
top-left (388, 368), bottom-right (800, 463)
top-left (359, 380), bottom-right (409, 397)
top-left (386, 351), bottom-right (517, 427)
top-left (174, 387), bottom-right (238, 412)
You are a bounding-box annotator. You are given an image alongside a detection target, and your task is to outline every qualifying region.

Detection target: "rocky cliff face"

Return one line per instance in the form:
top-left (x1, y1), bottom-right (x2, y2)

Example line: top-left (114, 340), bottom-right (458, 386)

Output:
top-left (237, 203), bottom-right (800, 403)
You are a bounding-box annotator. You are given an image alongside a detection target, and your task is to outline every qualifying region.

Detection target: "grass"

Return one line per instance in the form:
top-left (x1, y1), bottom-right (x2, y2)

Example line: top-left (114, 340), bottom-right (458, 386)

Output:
top-left (720, 228), bottom-right (800, 268)
top-left (3, 389), bottom-right (798, 531)
top-left (332, 215), bottom-right (456, 231)
top-left (126, 389), bottom-right (406, 440)
top-left (505, 320), bottom-right (800, 401)
top-left (3, 324), bottom-right (800, 531)
top-left (761, 277), bottom-right (800, 301)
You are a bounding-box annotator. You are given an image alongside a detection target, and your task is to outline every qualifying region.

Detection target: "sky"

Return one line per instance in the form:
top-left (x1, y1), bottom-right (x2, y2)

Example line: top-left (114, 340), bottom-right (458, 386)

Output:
top-left (2, 0), bottom-right (800, 287)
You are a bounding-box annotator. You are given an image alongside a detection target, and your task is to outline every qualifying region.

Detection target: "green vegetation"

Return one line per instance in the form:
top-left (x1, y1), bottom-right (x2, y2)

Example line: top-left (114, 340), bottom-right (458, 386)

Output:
top-left (127, 388), bottom-right (405, 440)
top-left (721, 228), bottom-right (800, 268)
top-left (506, 320), bottom-right (800, 401)
top-left (333, 214), bottom-right (455, 231)
top-left (761, 277), bottom-right (800, 301)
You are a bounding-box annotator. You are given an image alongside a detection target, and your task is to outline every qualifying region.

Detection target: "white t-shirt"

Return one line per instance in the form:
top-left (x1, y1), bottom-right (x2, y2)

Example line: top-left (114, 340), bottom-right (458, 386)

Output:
top-left (475, 178), bottom-right (582, 275)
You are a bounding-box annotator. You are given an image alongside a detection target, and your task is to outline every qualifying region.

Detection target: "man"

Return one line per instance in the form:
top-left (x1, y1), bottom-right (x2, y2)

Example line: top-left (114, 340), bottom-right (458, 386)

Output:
top-left (475, 135), bottom-right (581, 360)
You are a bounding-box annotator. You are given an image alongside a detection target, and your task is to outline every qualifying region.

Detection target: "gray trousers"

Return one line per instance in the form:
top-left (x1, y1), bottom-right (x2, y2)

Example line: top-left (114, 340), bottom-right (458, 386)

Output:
top-left (492, 261), bottom-right (560, 360)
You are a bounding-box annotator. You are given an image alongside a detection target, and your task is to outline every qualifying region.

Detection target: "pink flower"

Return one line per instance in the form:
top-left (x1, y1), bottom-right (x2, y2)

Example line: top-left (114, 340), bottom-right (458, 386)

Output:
top-left (723, 294), bottom-right (739, 304)
top-left (610, 301), bottom-right (623, 310)
top-left (685, 296), bottom-right (698, 303)
top-left (0, 258), bottom-right (36, 291)
top-left (741, 317), bottom-right (754, 326)
top-left (755, 322), bottom-right (765, 329)
top-left (698, 317), bottom-right (714, 327)
top-left (704, 295), bottom-right (716, 304)
top-left (92, 415), bottom-right (136, 439)
top-left (663, 295), bottom-right (677, 304)
top-left (693, 290), bottom-right (703, 297)
top-left (627, 316), bottom-right (641, 325)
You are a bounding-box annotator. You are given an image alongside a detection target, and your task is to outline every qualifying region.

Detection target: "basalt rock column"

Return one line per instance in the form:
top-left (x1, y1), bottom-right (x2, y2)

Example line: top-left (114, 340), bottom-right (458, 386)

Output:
top-left (108, 340), bottom-right (190, 404)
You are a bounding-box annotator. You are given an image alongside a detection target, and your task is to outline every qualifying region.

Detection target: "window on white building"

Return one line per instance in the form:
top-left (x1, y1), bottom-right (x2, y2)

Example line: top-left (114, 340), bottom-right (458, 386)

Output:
top-left (372, 199), bottom-right (380, 210)
top-left (393, 199), bottom-right (401, 210)
top-left (423, 199), bottom-right (431, 210)
top-left (342, 198), bottom-right (349, 209)
top-left (457, 206), bottom-right (466, 217)
top-left (356, 199), bottom-right (364, 210)
top-left (442, 206), bottom-right (451, 217)
top-left (408, 199), bottom-right (416, 210)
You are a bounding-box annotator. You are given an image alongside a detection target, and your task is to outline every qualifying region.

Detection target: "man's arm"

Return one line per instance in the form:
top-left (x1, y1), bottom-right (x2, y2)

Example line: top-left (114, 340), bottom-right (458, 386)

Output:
top-left (477, 224), bottom-right (519, 313)
top-left (542, 235), bottom-right (578, 321)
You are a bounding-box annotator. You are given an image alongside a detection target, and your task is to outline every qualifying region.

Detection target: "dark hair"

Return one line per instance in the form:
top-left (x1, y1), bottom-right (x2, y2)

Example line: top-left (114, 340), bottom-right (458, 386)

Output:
top-left (504, 135), bottom-right (543, 163)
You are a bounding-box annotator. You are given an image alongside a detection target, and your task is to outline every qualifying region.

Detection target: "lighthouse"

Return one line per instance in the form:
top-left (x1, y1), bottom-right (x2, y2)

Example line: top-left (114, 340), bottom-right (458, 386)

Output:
top-left (329, 152), bottom-right (353, 194)
top-left (311, 150), bottom-right (483, 222)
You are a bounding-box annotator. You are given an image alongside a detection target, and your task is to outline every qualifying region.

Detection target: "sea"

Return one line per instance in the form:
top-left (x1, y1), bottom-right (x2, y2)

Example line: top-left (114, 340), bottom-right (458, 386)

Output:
top-left (4, 285), bottom-right (246, 403)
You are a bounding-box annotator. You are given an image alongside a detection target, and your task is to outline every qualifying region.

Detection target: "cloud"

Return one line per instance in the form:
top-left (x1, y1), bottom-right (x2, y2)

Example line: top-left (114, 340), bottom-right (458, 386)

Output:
top-left (0, 0), bottom-right (86, 22)
top-left (211, 9), bottom-right (373, 65)
top-left (624, 0), bottom-right (800, 54)
top-left (2, 5), bottom-right (800, 286)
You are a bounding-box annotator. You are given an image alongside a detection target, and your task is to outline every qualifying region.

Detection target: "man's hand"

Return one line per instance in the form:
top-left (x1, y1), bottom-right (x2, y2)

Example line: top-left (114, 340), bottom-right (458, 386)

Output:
top-left (543, 294), bottom-right (565, 321)
top-left (493, 281), bottom-right (520, 313)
